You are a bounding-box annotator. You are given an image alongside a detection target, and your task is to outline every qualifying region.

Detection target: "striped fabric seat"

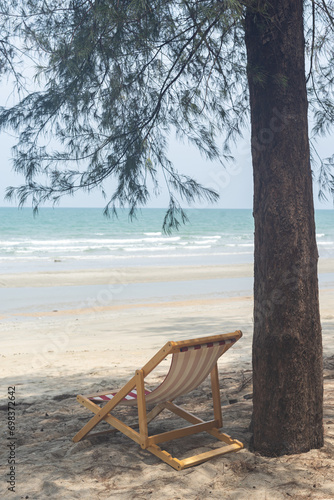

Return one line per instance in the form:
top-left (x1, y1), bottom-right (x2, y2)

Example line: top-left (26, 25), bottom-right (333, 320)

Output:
top-left (88, 338), bottom-right (236, 406)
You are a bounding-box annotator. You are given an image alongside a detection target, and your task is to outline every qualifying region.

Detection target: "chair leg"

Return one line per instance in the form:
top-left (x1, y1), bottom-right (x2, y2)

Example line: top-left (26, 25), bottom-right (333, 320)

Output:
top-left (210, 363), bottom-right (223, 428)
top-left (147, 444), bottom-right (183, 471)
top-left (73, 376), bottom-right (137, 442)
top-left (136, 369), bottom-right (149, 448)
top-left (176, 442), bottom-right (243, 469)
top-left (144, 399), bottom-right (243, 468)
top-left (146, 402), bottom-right (166, 424)
top-left (146, 436), bottom-right (243, 470)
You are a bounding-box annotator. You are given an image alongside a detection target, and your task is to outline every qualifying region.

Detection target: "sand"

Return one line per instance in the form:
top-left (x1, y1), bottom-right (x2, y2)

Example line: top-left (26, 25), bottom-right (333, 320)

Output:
top-left (0, 263), bottom-right (333, 499)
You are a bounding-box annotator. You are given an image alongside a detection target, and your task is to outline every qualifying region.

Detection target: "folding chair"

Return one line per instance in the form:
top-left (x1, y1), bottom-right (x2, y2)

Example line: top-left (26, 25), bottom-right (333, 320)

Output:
top-left (73, 330), bottom-right (243, 470)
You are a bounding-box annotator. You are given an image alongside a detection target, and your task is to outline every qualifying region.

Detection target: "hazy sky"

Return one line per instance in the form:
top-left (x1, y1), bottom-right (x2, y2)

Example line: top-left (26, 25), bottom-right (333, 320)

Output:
top-left (1, 87), bottom-right (333, 211)
top-left (1, 31), bottom-right (333, 213)
top-left (0, 127), bottom-right (253, 209)
top-left (2, 128), bottom-right (333, 211)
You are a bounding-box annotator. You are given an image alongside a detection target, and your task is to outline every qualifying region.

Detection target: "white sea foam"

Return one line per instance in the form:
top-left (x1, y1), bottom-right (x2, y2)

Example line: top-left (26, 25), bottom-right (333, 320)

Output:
top-left (197, 235), bottom-right (221, 240)
top-left (181, 245), bottom-right (212, 250)
top-left (1, 236), bottom-right (179, 245)
top-left (193, 240), bottom-right (214, 245)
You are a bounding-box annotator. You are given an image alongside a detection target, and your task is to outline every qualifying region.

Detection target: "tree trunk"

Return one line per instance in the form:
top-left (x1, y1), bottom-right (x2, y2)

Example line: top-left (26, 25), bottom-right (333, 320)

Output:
top-left (244, 0), bottom-right (323, 455)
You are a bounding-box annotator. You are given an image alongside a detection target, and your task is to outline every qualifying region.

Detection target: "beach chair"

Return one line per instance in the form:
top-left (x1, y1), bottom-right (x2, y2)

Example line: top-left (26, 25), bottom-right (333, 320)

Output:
top-left (73, 330), bottom-right (243, 470)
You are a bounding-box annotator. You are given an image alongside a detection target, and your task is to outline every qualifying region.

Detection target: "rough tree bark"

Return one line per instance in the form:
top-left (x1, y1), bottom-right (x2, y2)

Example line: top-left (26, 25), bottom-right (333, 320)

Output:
top-left (244, 0), bottom-right (324, 455)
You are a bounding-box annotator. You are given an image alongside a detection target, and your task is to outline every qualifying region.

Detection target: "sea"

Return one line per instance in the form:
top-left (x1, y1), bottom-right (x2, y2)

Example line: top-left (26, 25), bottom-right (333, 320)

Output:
top-left (1, 207), bottom-right (334, 274)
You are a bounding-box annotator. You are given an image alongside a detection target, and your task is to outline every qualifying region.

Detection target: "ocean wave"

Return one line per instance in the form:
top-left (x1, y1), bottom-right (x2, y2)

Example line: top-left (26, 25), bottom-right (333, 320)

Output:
top-left (196, 235), bottom-right (221, 240)
top-left (0, 255), bottom-right (52, 261)
top-left (0, 236), bottom-right (180, 245)
top-left (225, 242), bottom-right (253, 247)
top-left (16, 245), bottom-right (115, 252)
top-left (193, 240), bottom-right (215, 245)
top-left (124, 246), bottom-right (177, 252)
top-left (182, 245), bottom-right (212, 250)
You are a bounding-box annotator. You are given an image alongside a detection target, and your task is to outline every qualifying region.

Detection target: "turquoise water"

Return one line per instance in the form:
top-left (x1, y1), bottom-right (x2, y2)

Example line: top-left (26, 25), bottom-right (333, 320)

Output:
top-left (0, 207), bottom-right (333, 273)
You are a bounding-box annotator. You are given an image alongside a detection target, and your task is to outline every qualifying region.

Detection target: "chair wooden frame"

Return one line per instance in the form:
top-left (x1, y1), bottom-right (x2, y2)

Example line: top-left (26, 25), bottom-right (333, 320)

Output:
top-left (73, 331), bottom-right (243, 470)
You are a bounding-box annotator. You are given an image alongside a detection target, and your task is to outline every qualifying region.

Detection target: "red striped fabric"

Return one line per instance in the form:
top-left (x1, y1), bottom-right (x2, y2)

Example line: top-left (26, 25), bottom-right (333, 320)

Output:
top-left (89, 388), bottom-right (151, 403)
top-left (179, 338), bottom-right (235, 352)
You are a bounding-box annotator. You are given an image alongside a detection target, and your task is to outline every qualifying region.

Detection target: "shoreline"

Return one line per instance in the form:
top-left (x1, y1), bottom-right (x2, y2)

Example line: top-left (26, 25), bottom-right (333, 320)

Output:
top-left (0, 263), bottom-right (253, 287)
top-left (1, 257), bottom-right (334, 287)
top-left (1, 261), bottom-right (333, 322)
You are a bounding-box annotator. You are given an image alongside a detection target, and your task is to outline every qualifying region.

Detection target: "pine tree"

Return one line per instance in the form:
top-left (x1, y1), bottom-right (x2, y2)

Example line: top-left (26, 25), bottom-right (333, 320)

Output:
top-left (1, 0), bottom-right (334, 455)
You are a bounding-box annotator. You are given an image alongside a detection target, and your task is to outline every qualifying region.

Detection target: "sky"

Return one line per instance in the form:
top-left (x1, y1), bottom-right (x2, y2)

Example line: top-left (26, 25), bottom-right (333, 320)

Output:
top-left (1, 19), bottom-right (333, 214)
top-left (0, 84), bottom-right (333, 211)
top-left (0, 126), bottom-right (254, 210)
top-left (1, 127), bottom-right (333, 211)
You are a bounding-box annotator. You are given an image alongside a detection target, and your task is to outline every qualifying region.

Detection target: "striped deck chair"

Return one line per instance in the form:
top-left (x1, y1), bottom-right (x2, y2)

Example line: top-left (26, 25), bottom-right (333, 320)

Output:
top-left (73, 331), bottom-right (243, 470)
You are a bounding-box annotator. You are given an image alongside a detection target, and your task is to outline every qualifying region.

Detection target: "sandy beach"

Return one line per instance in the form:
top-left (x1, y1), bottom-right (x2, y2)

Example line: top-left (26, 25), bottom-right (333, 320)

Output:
top-left (1, 262), bottom-right (334, 499)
